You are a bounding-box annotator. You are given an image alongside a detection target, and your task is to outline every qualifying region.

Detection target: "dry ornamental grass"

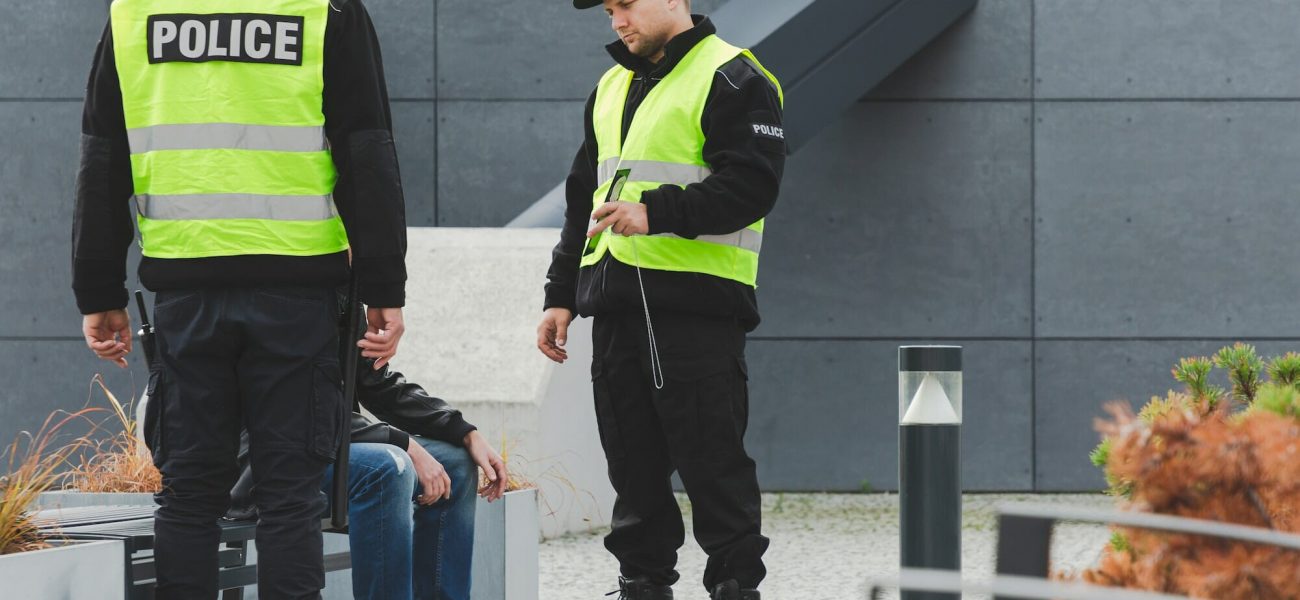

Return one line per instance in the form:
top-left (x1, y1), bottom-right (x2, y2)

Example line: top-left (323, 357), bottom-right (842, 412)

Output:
top-left (0, 408), bottom-right (98, 555)
top-left (68, 375), bottom-right (161, 494)
top-left (2, 373), bottom-right (167, 556)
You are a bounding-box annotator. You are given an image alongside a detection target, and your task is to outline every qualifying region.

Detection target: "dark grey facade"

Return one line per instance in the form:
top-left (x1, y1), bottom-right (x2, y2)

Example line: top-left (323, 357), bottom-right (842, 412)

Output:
top-left (5, 0), bottom-right (1300, 491)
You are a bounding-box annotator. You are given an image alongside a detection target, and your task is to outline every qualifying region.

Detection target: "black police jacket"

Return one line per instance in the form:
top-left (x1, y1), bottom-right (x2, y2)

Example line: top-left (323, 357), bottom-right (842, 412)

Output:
top-left (225, 357), bottom-right (477, 520)
top-left (543, 16), bottom-right (786, 332)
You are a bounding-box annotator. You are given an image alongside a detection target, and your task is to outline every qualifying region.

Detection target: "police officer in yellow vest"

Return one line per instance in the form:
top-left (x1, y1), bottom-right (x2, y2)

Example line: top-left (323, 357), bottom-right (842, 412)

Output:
top-left (73, 1), bottom-right (408, 597)
top-left (536, 1), bottom-right (784, 598)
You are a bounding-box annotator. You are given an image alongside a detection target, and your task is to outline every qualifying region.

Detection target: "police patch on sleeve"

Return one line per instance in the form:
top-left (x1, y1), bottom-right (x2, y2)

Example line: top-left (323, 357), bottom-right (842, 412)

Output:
top-left (147, 14), bottom-right (305, 66)
top-left (750, 123), bottom-right (785, 141)
top-left (747, 109), bottom-right (787, 154)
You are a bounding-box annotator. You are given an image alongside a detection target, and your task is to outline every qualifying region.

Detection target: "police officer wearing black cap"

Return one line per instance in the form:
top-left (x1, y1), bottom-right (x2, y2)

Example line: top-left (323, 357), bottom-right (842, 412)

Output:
top-left (75, 0), bottom-right (408, 597)
top-left (536, 1), bottom-right (785, 599)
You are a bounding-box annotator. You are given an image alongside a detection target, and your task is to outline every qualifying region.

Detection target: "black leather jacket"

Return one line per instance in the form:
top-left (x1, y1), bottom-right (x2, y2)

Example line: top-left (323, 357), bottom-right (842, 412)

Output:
top-left (226, 356), bottom-right (477, 519)
top-left (346, 358), bottom-right (478, 449)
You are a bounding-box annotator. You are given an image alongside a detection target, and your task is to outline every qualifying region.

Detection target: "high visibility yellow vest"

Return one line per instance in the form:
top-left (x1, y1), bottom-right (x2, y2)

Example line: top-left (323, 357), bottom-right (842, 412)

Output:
top-left (110, 0), bottom-right (348, 259)
top-left (580, 34), bottom-right (782, 288)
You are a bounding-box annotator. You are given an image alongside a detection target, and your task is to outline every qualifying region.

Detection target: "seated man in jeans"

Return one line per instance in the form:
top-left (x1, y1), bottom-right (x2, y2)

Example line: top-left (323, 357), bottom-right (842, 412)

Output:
top-left (226, 355), bottom-right (509, 600)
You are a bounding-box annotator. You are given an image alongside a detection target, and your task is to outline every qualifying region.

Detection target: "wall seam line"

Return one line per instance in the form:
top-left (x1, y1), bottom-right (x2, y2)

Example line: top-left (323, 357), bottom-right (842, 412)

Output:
top-left (1030, 0), bottom-right (1039, 493)
top-left (433, 0), bottom-right (441, 226)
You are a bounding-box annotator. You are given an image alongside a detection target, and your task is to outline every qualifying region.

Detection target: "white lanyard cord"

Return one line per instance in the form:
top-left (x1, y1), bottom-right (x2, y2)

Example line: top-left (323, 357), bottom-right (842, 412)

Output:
top-left (628, 235), bottom-right (665, 390)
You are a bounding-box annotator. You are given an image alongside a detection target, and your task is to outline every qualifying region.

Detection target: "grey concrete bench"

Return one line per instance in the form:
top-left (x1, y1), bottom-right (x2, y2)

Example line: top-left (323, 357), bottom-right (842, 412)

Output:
top-left (43, 285), bottom-right (363, 598)
top-left (36, 505), bottom-right (351, 600)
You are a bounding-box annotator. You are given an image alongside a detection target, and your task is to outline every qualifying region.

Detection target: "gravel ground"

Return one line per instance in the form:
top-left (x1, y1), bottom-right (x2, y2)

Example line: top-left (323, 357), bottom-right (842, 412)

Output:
top-left (540, 493), bottom-right (1116, 600)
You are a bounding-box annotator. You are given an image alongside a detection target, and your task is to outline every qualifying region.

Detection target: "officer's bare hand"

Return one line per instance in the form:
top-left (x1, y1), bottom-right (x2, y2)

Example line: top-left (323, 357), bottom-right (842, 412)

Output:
top-left (83, 309), bottom-right (133, 369)
top-left (359, 307), bottom-right (404, 370)
top-left (537, 307), bottom-right (573, 363)
top-left (465, 430), bottom-right (509, 502)
top-left (588, 201), bottom-right (648, 238)
top-left (407, 439), bottom-right (451, 506)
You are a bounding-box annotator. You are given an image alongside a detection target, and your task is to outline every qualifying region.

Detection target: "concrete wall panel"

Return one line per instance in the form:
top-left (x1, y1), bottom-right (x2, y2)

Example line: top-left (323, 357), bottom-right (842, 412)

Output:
top-left (393, 101), bottom-right (438, 226)
top-left (871, 0), bottom-right (1031, 100)
top-left (747, 339), bottom-right (1032, 492)
top-left (11, 0), bottom-right (1300, 492)
top-left (1034, 339), bottom-right (1300, 491)
top-left (436, 100), bottom-right (585, 226)
top-left (1, 1), bottom-right (107, 98)
top-left (1035, 102), bottom-right (1300, 338)
top-left (757, 102), bottom-right (1032, 339)
top-left (437, 0), bottom-right (726, 100)
top-left (372, 0), bottom-right (436, 99)
top-left (0, 102), bottom-right (86, 336)
top-left (0, 340), bottom-right (149, 453)
top-left (1036, 0), bottom-right (1300, 99)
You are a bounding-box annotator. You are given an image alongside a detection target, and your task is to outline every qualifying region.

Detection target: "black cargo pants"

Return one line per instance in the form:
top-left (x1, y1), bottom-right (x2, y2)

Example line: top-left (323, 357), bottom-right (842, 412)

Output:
top-left (591, 311), bottom-right (769, 592)
top-left (143, 287), bottom-right (344, 600)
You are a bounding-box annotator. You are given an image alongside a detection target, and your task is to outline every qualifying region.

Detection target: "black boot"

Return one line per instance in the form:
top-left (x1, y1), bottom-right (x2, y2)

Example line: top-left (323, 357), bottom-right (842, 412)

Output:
top-left (710, 579), bottom-right (760, 600)
top-left (606, 576), bottom-right (673, 600)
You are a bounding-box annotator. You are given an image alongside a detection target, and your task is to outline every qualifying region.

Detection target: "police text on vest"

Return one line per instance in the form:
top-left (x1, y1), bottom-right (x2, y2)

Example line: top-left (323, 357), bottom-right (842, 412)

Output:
top-left (148, 14), bottom-right (305, 66)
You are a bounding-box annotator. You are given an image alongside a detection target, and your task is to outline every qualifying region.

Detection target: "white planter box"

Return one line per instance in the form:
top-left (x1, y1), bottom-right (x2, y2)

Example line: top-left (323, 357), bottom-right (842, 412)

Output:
top-left (471, 488), bottom-right (539, 600)
top-left (276, 490), bottom-right (542, 600)
top-left (0, 539), bottom-right (126, 599)
top-left (36, 491), bottom-right (155, 510)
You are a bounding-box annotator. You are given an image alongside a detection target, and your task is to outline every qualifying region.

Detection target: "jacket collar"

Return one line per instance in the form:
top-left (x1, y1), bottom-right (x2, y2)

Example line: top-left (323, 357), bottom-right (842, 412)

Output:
top-left (605, 15), bottom-right (715, 78)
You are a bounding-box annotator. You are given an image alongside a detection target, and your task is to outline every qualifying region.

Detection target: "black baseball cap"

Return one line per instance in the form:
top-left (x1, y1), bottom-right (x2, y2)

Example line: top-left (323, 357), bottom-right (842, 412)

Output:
top-left (573, 0), bottom-right (602, 8)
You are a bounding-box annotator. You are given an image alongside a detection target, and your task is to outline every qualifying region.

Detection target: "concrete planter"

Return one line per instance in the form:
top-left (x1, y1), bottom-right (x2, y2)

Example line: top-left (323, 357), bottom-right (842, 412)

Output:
top-left (403, 229), bottom-right (617, 540)
top-left (36, 490), bottom-right (155, 510)
top-left (471, 488), bottom-right (539, 600)
top-left (0, 539), bottom-right (126, 599)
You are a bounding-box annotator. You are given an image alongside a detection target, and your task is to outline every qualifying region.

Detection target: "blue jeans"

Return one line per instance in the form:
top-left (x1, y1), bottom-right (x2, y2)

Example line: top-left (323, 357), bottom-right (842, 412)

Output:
top-left (320, 436), bottom-right (478, 600)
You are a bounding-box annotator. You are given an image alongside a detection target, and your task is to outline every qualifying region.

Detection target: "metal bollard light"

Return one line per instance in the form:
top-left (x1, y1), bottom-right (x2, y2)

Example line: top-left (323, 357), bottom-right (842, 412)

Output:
top-left (899, 345), bottom-right (963, 600)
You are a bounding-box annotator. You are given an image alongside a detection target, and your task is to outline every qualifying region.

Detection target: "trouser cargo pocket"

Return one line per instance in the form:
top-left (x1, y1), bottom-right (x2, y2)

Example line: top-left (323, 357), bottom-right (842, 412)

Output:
top-left (591, 360), bottom-right (628, 463)
top-left (309, 361), bottom-right (344, 462)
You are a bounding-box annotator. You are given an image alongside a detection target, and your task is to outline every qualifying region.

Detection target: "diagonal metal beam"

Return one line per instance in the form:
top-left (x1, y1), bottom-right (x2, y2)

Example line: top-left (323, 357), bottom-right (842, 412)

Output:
top-left (727, 0), bottom-right (978, 150)
top-left (507, 0), bottom-right (978, 227)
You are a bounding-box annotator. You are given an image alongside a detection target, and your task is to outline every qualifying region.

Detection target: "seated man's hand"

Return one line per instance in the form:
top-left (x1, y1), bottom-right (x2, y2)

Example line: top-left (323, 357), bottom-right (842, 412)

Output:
top-left (465, 430), bottom-right (508, 502)
top-left (407, 438), bottom-right (450, 506)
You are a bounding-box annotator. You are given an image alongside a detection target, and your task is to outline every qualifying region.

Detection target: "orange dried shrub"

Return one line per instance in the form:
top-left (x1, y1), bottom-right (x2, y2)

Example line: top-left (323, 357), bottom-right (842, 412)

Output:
top-left (1077, 346), bottom-right (1300, 599)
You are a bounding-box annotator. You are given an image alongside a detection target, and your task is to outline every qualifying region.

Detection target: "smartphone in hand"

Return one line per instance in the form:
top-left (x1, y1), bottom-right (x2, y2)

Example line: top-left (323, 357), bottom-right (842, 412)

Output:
top-left (584, 167), bottom-right (632, 254)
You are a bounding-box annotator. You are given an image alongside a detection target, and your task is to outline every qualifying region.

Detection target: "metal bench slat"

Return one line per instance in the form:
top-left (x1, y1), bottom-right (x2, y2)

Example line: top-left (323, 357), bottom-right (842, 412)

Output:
top-left (33, 505), bottom-right (158, 530)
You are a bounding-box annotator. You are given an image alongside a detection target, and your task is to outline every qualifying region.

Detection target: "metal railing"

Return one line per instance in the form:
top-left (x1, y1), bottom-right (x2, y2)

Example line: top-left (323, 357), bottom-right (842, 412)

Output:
top-left (869, 501), bottom-right (1300, 599)
top-left (868, 567), bottom-right (1189, 600)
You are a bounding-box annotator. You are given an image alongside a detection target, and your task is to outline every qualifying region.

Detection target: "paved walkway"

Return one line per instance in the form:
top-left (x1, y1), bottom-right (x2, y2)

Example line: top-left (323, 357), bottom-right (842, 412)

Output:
top-left (540, 493), bottom-right (1115, 600)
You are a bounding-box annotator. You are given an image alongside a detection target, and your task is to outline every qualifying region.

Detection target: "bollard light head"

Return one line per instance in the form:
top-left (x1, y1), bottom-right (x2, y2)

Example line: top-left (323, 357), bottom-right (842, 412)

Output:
top-left (898, 346), bottom-right (962, 425)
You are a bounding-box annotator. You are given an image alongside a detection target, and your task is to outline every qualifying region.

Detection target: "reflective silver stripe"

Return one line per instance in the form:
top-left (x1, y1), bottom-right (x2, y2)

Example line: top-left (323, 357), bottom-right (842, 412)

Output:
top-left (653, 228), bottom-right (762, 254)
top-left (127, 123), bottom-right (327, 153)
top-left (597, 159), bottom-right (711, 188)
top-left (136, 194), bottom-right (337, 221)
top-left (597, 157), bottom-right (621, 184)
top-left (622, 160), bottom-right (711, 187)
